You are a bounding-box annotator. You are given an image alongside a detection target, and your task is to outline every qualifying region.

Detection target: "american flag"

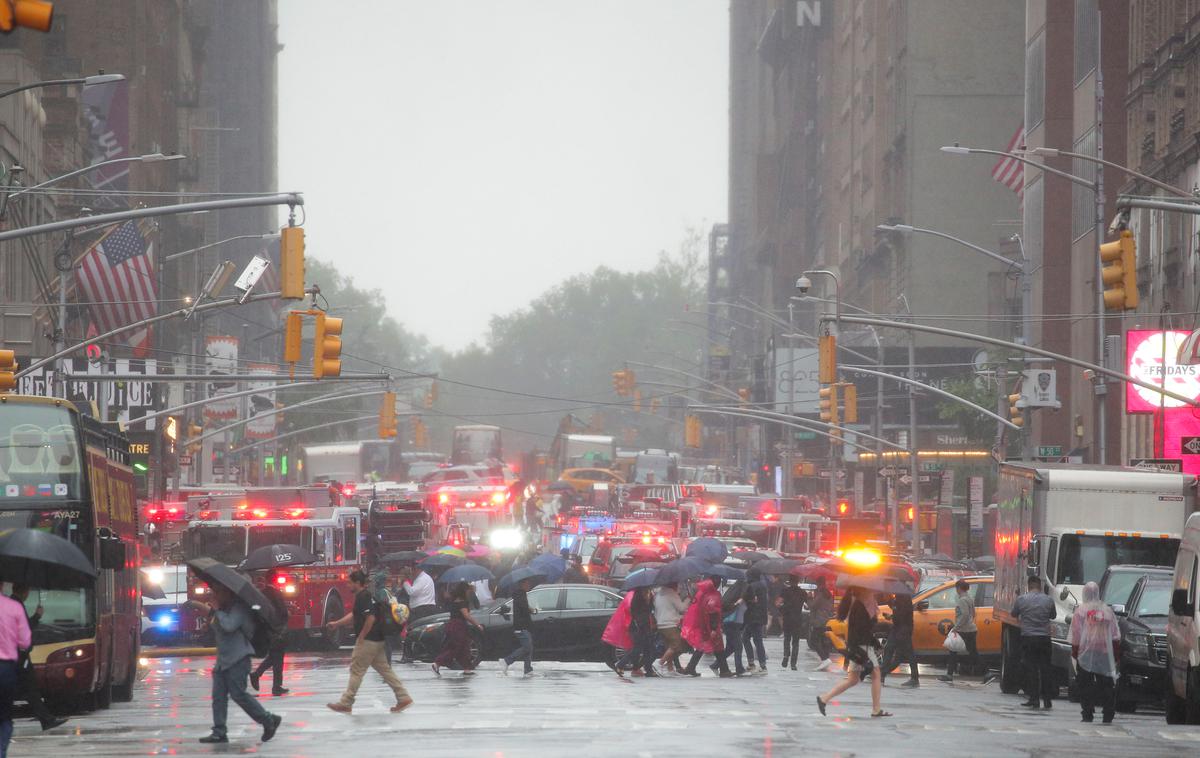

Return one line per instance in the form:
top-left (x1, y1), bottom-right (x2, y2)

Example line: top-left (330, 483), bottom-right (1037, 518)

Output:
top-left (76, 221), bottom-right (157, 354)
top-left (992, 125), bottom-right (1026, 197)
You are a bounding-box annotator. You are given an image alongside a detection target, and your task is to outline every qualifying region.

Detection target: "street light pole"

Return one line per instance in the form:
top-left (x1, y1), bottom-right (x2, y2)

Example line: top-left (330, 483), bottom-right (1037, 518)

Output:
top-left (0, 72), bottom-right (125, 101)
top-left (801, 269), bottom-right (841, 513)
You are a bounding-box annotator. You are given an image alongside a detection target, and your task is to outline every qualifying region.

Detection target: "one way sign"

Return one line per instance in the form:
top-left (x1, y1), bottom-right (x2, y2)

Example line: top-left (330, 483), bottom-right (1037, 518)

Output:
top-left (1183, 436), bottom-right (1200, 455)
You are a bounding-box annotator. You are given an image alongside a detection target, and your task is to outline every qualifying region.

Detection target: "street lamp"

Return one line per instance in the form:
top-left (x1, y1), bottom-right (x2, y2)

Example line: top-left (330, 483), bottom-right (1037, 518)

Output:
top-left (0, 72), bottom-right (124, 101)
top-left (8, 152), bottom-right (185, 199)
top-left (1029, 146), bottom-right (1198, 201)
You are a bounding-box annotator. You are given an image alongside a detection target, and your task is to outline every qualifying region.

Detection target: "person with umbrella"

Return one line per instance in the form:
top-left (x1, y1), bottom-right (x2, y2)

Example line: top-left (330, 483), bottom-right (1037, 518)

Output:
top-left (880, 584), bottom-right (919, 688)
top-left (325, 569), bottom-right (413, 714)
top-left (502, 570), bottom-right (542, 676)
top-left (742, 567), bottom-right (770, 675)
top-left (807, 575), bottom-right (835, 671)
top-left (0, 585), bottom-right (31, 756)
top-left (433, 581), bottom-right (485, 675)
top-left (248, 577), bottom-right (289, 697)
top-left (196, 583), bottom-right (283, 743)
top-left (615, 587), bottom-right (659, 677)
top-left (559, 550), bottom-right (587, 584)
top-left (653, 582), bottom-right (689, 675)
top-left (680, 576), bottom-right (732, 677)
top-left (778, 575), bottom-right (808, 672)
top-left (6, 584), bottom-right (66, 730)
top-left (816, 585), bottom-right (891, 719)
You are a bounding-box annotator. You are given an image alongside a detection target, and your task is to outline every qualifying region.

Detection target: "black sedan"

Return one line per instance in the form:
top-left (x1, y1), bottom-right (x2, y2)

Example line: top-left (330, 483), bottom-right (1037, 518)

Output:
top-left (1115, 575), bottom-right (1173, 711)
top-left (405, 583), bottom-right (624, 667)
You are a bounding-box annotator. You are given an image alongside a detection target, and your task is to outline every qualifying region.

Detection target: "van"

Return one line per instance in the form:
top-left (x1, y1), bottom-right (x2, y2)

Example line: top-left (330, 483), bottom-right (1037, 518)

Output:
top-left (1166, 512), bottom-right (1200, 724)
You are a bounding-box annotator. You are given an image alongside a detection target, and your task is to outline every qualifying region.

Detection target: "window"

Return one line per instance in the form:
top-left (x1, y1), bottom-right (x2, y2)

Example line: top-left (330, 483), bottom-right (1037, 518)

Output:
top-left (923, 587), bottom-right (957, 610)
top-left (527, 587), bottom-right (559, 612)
top-left (1045, 536), bottom-right (1059, 585)
top-left (1073, 0), bottom-right (1098, 86)
top-left (1189, 555), bottom-right (1198, 605)
top-left (1133, 583), bottom-right (1172, 617)
top-left (331, 526), bottom-right (344, 563)
top-left (185, 526), bottom-right (247, 565)
top-left (1058, 535), bottom-right (1180, 586)
top-left (247, 525), bottom-right (311, 555)
top-left (343, 518), bottom-right (358, 562)
top-left (1071, 129), bottom-right (1097, 241)
top-left (1025, 32), bottom-right (1045, 130)
top-left (564, 587), bottom-right (614, 610)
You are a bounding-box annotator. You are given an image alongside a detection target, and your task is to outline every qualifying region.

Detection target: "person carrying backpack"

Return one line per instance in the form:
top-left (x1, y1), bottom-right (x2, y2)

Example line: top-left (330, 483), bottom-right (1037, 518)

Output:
top-left (325, 570), bottom-right (414, 714)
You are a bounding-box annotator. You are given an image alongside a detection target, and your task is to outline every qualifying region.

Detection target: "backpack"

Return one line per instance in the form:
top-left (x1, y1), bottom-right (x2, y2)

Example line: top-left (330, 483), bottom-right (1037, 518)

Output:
top-left (375, 589), bottom-right (410, 635)
top-left (248, 589), bottom-right (288, 657)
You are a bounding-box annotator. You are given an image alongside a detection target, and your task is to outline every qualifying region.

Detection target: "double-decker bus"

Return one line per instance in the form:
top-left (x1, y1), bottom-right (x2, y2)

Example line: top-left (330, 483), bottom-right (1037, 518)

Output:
top-left (0, 396), bottom-right (140, 709)
top-left (181, 488), bottom-right (362, 648)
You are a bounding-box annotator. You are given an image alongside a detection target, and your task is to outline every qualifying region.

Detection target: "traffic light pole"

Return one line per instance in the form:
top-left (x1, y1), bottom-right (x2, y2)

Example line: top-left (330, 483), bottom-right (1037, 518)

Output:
top-left (908, 328), bottom-right (921, 553)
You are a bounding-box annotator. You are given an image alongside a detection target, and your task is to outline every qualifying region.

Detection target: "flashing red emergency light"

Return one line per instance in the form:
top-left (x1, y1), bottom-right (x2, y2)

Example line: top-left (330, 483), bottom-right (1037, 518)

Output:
top-left (904, 506), bottom-right (915, 522)
top-left (341, 484), bottom-right (355, 498)
top-left (285, 507), bottom-right (309, 518)
top-left (760, 509), bottom-right (778, 521)
top-left (491, 492), bottom-right (505, 505)
top-left (438, 493), bottom-right (449, 504)
top-left (704, 504), bottom-right (719, 517)
top-left (275, 575), bottom-right (288, 585)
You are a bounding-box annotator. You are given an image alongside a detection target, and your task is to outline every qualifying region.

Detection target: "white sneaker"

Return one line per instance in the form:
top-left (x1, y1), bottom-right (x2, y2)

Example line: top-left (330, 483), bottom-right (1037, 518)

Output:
top-left (815, 659), bottom-right (833, 672)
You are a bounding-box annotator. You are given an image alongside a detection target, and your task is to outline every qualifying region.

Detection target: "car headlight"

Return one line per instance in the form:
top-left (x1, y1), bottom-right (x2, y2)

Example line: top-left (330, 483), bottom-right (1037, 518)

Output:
top-left (1050, 621), bottom-right (1069, 641)
top-left (1124, 631), bottom-right (1150, 659)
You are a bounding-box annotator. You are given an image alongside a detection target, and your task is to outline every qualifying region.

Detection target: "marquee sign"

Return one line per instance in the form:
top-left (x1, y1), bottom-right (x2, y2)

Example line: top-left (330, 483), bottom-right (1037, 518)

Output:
top-left (1126, 330), bottom-right (1200, 413)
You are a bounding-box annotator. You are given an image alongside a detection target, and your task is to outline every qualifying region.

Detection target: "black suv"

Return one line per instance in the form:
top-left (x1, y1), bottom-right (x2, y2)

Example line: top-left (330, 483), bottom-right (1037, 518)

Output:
top-left (1115, 574), bottom-right (1174, 710)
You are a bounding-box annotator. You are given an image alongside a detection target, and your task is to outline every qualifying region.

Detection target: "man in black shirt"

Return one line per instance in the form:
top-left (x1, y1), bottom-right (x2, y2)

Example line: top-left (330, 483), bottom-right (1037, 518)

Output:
top-left (325, 570), bottom-right (413, 714)
top-left (502, 578), bottom-right (536, 675)
top-left (881, 588), bottom-right (919, 688)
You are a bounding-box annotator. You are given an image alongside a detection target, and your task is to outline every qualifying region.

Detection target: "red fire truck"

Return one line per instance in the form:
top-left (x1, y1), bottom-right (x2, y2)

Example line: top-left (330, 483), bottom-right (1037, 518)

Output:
top-left (428, 482), bottom-right (516, 545)
top-left (182, 487), bottom-right (362, 648)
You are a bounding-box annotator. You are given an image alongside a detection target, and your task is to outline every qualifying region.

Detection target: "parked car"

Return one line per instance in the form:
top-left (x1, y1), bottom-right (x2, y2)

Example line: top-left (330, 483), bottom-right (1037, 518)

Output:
top-left (405, 583), bottom-right (624, 667)
top-left (1100, 564), bottom-right (1171, 611)
top-left (1114, 573), bottom-right (1173, 711)
top-left (1166, 512), bottom-right (1200, 724)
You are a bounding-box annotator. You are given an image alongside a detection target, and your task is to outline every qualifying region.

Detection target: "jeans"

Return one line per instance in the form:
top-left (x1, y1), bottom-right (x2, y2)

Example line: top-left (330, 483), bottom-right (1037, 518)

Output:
top-left (0, 660), bottom-right (16, 758)
top-left (1021, 635), bottom-right (1055, 704)
top-left (881, 624), bottom-right (919, 681)
top-left (808, 620), bottom-right (832, 660)
top-left (947, 630), bottom-right (978, 676)
top-left (339, 639), bottom-right (410, 707)
top-left (211, 656), bottom-right (271, 738)
top-left (1077, 669), bottom-right (1115, 722)
top-left (504, 630), bottom-right (534, 673)
top-left (781, 626), bottom-right (801, 665)
top-left (723, 623), bottom-right (745, 673)
top-left (743, 621), bottom-right (766, 667)
top-left (253, 642), bottom-right (285, 692)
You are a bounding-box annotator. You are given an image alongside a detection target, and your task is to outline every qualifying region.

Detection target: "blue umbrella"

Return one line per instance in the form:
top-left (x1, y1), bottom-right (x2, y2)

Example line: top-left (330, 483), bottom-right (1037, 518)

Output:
top-left (703, 563), bottom-right (746, 581)
top-left (437, 563), bottom-right (495, 584)
top-left (622, 567), bottom-right (660, 591)
top-left (654, 556), bottom-right (710, 586)
top-left (420, 553), bottom-right (467, 569)
top-left (529, 553), bottom-right (567, 582)
top-left (685, 537), bottom-right (728, 564)
top-left (497, 566), bottom-right (547, 594)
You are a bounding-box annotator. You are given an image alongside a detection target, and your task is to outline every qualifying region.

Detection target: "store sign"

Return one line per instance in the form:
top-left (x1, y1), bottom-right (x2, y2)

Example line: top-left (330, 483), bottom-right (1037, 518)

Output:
top-left (1126, 330), bottom-right (1200, 413)
top-left (773, 347), bottom-right (820, 414)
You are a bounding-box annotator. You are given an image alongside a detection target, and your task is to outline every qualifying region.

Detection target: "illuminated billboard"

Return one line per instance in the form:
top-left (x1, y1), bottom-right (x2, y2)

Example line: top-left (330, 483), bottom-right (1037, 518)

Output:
top-left (1125, 329), bottom-right (1200, 413)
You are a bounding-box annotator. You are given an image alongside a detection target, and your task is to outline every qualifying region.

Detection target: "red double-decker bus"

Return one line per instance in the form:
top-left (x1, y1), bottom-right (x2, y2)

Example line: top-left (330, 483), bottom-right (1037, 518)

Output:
top-left (0, 396), bottom-right (140, 710)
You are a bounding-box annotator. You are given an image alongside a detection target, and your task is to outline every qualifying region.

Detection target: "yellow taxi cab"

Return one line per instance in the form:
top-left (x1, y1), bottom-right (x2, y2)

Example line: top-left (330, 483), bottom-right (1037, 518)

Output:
top-left (823, 576), bottom-right (998, 661)
top-left (558, 468), bottom-right (625, 493)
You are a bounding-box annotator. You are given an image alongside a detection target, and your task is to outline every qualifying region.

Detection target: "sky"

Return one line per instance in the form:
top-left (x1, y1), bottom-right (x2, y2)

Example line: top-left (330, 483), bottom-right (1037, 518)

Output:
top-left (277, 1), bottom-right (728, 352)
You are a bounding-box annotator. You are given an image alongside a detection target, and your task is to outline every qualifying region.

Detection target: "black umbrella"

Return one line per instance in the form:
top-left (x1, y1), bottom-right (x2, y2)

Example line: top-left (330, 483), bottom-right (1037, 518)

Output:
top-left (703, 563), bottom-right (746, 581)
top-left (835, 572), bottom-right (913, 596)
top-left (0, 528), bottom-right (97, 589)
top-left (380, 550), bottom-right (429, 564)
top-left (436, 564), bottom-right (495, 584)
top-left (497, 566), bottom-right (546, 594)
top-left (622, 567), bottom-right (660, 591)
top-left (731, 550), bottom-right (770, 564)
top-left (758, 558), bottom-right (801, 576)
top-left (685, 537), bottom-right (728, 563)
top-left (654, 556), bottom-right (710, 586)
top-left (238, 543), bottom-right (318, 572)
top-left (420, 553), bottom-right (467, 569)
top-left (186, 558), bottom-right (283, 630)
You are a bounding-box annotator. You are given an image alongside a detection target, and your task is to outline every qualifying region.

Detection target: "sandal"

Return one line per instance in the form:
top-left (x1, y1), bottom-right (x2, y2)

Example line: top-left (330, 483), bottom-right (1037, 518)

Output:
top-left (816, 695), bottom-right (827, 716)
top-left (871, 710), bottom-right (893, 718)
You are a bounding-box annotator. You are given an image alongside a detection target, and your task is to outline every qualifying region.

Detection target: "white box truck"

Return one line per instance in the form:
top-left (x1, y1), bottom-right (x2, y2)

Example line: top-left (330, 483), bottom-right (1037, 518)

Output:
top-left (993, 462), bottom-right (1196, 695)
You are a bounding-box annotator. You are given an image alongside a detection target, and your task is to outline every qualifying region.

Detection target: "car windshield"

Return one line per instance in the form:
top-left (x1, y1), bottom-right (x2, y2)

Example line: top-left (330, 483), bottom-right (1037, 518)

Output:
top-left (1057, 536), bottom-right (1180, 586)
top-left (1133, 584), bottom-right (1172, 617)
top-left (1101, 571), bottom-right (1147, 607)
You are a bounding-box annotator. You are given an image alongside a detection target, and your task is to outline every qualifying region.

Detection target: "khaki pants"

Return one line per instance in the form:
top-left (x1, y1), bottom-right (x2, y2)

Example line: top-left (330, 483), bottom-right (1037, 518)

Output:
top-left (339, 638), bottom-right (410, 707)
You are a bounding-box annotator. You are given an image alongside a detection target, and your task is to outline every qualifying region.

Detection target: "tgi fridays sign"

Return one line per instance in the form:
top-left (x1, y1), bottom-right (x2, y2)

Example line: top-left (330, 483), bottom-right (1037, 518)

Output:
top-left (1126, 330), bottom-right (1200, 412)
top-left (16, 358), bottom-right (162, 429)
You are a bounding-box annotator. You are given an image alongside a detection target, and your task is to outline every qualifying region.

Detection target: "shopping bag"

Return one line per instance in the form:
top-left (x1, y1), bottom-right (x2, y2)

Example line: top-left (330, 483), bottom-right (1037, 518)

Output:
top-left (943, 630), bottom-right (967, 654)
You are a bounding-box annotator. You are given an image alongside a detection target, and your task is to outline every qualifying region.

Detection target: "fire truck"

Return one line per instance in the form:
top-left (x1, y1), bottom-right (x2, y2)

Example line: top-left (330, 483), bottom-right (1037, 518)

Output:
top-left (363, 494), bottom-right (429, 565)
top-left (428, 482), bottom-right (517, 545)
top-left (181, 486), bottom-right (362, 648)
top-left (688, 509), bottom-right (840, 557)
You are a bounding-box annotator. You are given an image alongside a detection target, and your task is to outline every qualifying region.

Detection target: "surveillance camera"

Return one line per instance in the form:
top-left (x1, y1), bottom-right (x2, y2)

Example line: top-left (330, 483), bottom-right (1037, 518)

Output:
top-left (1082, 369), bottom-right (1096, 382)
top-left (1108, 210), bottom-right (1130, 236)
top-left (795, 276), bottom-right (812, 295)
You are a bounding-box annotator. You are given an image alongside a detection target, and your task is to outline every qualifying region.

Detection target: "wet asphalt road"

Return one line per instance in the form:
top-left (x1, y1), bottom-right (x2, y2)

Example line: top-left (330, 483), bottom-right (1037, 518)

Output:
top-left (10, 637), bottom-right (1200, 757)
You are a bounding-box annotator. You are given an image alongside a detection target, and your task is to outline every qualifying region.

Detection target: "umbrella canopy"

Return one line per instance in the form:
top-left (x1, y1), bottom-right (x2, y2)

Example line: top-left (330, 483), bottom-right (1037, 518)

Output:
top-left (436, 564), bottom-right (495, 585)
top-left (238, 543), bottom-right (317, 572)
top-left (420, 553), bottom-right (467, 569)
top-left (654, 556), bottom-right (710, 586)
top-left (432, 546), bottom-right (468, 558)
top-left (380, 550), bottom-right (428, 564)
top-left (186, 558), bottom-right (283, 629)
top-left (466, 544), bottom-right (494, 559)
top-left (630, 560), bottom-right (667, 573)
top-left (731, 550), bottom-right (770, 564)
top-left (835, 572), bottom-right (914, 596)
top-left (622, 567), bottom-right (660, 591)
top-left (789, 561), bottom-right (838, 581)
top-left (758, 558), bottom-right (801, 576)
top-left (620, 547), bottom-right (666, 565)
top-left (685, 537), bottom-right (728, 564)
top-left (497, 566), bottom-right (546, 594)
top-left (528, 553), bottom-right (567, 582)
top-left (702, 563), bottom-right (746, 581)
top-left (0, 528), bottom-right (97, 589)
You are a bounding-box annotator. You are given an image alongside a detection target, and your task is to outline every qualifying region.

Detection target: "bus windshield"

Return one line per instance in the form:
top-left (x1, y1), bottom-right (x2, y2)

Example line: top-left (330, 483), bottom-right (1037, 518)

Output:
top-left (185, 526), bottom-right (248, 565)
top-left (0, 403), bottom-right (84, 501)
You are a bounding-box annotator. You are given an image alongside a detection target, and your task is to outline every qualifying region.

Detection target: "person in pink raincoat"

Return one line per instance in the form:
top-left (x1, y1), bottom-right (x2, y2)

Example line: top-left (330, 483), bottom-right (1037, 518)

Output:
top-left (602, 591), bottom-right (635, 674)
top-left (679, 579), bottom-right (732, 677)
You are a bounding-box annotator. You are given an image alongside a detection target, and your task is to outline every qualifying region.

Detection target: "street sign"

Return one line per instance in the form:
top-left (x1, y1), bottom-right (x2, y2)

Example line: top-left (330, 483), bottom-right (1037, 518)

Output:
top-left (1183, 437), bottom-right (1200, 455)
top-left (878, 466), bottom-right (900, 478)
top-left (920, 462), bottom-right (944, 472)
top-left (178, 454), bottom-right (193, 466)
top-left (793, 430), bottom-right (817, 441)
top-left (898, 474), bottom-right (932, 485)
top-left (1130, 458), bottom-right (1183, 472)
top-left (1037, 445), bottom-right (1063, 458)
top-left (818, 470), bottom-right (847, 479)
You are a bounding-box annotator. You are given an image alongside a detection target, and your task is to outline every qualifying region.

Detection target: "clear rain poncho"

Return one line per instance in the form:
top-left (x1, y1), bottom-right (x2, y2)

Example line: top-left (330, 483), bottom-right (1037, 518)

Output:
top-left (1068, 581), bottom-right (1121, 678)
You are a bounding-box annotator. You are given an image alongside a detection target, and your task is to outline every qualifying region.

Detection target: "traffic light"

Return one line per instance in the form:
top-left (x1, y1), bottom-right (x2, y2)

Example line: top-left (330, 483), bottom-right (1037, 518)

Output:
top-left (412, 418), bottom-right (428, 449)
top-left (0, 2), bottom-right (54, 33)
top-left (835, 499), bottom-right (853, 518)
top-left (424, 391), bottom-right (434, 409)
top-left (1008, 393), bottom-right (1024, 428)
top-left (379, 391), bottom-right (398, 439)
top-left (429, 381), bottom-right (438, 403)
top-left (819, 334), bottom-right (837, 384)
top-left (186, 423), bottom-right (203, 455)
top-left (624, 369), bottom-right (636, 396)
top-left (312, 312), bottom-right (343, 378)
top-left (279, 226), bottom-right (306, 300)
top-left (612, 371), bottom-right (624, 395)
top-left (819, 384), bottom-right (839, 424)
top-left (737, 387), bottom-right (751, 405)
top-left (164, 416), bottom-right (179, 446)
top-left (840, 383), bottom-right (858, 423)
top-left (684, 415), bottom-right (702, 448)
top-left (1099, 230), bottom-right (1138, 311)
top-left (633, 389), bottom-right (642, 413)
top-left (0, 349), bottom-right (17, 393)
top-left (283, 311), bottom-right (303, 363)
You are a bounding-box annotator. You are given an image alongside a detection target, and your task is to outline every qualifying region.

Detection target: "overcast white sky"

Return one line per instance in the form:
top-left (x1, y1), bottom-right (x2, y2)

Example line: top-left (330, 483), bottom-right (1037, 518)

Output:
top-left (277, 1), bottom-right (728, 352)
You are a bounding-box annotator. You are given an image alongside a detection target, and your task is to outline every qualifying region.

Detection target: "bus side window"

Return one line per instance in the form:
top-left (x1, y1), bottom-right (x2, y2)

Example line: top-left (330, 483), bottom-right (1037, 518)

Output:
top-left (343, 518), bottom-right (358, 562)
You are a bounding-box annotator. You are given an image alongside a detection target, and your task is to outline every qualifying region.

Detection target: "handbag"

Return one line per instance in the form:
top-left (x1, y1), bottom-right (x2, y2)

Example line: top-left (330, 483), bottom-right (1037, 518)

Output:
top-left (943, 630), bottom-right (968, 654)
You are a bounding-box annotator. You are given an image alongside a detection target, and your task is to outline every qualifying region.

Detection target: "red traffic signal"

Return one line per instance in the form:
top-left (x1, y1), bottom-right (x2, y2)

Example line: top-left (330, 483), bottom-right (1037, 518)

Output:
top-left (836, 499), bottom-right (852, 517)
